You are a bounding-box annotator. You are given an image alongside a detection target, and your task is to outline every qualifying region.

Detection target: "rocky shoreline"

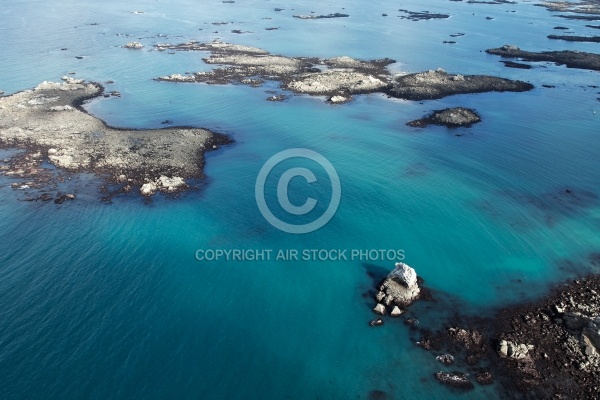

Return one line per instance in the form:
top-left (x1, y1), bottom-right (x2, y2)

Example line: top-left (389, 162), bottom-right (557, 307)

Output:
top-left (0, 79), bottom-right (231, 201)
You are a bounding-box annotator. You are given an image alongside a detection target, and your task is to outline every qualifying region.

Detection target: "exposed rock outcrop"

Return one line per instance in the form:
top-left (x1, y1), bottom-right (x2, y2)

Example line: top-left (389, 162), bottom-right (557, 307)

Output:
top-left (407, 107), bottom-right (481, 128)
top-left (377, 262), bottom-right (420, 309)
top-left (124, 41), bottom-right (144, 49)
top-left (387, 69), bottom-right (533, 100)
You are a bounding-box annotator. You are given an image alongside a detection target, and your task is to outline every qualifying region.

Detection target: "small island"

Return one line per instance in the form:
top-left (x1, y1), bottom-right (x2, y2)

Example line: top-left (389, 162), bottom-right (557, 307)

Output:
top-left (407, 107), bottom-right (481, 128)
top-left (0, 78), bottom-right (230, 200)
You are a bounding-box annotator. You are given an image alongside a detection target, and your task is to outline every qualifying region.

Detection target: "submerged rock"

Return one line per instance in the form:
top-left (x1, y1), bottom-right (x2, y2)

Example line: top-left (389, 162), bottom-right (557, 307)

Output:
top-left (434, 371), bottom-right (474, 390)
top-left (475, 371), bottom-right (494, 385)
top-left (436, 354), bottom-right (455, 364)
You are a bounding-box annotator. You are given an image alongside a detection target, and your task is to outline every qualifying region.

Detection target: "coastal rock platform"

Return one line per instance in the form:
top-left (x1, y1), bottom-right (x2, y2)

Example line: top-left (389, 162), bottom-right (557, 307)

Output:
top-left (0, 79), bottom-right (230, 200)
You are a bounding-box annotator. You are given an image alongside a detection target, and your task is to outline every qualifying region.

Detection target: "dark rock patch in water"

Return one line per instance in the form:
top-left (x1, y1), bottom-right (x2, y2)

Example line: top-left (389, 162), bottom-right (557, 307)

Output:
top-left (398, 9), bottom-right (450, 21)
top-left (486, 44), bottom-right (600, 71)
top-left (501, 60), bottom-right (533, 69)
top-left (407, 107), bottom-right (481, 128)
top-left (548, 34), bottom-right (600, 42)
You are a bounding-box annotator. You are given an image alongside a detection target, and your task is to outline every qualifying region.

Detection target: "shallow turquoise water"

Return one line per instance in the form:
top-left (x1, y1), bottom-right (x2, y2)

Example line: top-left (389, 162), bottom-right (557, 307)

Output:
top-left (1, 0), bottom-right (600, 399)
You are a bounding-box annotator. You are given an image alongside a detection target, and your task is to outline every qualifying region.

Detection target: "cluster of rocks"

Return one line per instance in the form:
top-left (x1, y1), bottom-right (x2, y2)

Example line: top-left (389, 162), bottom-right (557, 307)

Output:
top-left (417, 323), bottom-right (494, 390)
top-left (407, 107), bottom-right (481, 128)
top-left (386, 68), bottom-right (534, 100)
top-left (0, 79), bottom-right (230, 201)
top-left (156, 41), bottom-right (394, 102)
top-left (538, 0), bottom-right (600, 15)
top-left (491, 273), bottom-right (600, 397)
top-left (486, 44), bottom-right (600, 71)
top-left (140, 175), bottom-right (187, 196)
top-left (292, 13), bottom-right (349, 19)
top-left (371, 263), bottom-right (420, 325)
top-left (156, 41), bottom-right (534, 113)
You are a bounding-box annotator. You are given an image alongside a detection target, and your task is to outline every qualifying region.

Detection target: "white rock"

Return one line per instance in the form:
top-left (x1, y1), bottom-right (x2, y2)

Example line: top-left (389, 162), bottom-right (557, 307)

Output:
top-left (124, 41), bottom-right (144, 49)
top-left (157, 175), bottom-right (185, 189)
top-left (140, 182), bottom-right (157, 196)
top-left (498, 340), bottom-right (533, 359)
top-left (50, 105), bottom-right (74, 112)
top-left (390, 306), bottom-right (403, 317)
top-left (328, 95), bottom-right (350, 103)
top-left (61, 76), bottom-right (84, 84)
top-left (389, 262), bottom-right (418, 288)
top-left (373, 303), bottom-right (386, 315)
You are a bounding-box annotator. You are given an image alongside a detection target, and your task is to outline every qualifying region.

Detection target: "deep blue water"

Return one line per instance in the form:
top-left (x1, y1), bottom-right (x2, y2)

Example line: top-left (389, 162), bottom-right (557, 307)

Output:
top-left (1, 0), bottom-right (600, 399)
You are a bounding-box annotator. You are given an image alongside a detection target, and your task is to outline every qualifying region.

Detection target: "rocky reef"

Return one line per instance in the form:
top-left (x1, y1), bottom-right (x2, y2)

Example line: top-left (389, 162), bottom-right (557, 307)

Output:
top-left (486, 44), bottom-right (600, 71)
top-left (156, 41), bottom-right (535, 106)
top-left (386, 69), bottom-right (533, 101)
top-left (156, 41), bottom-right (394, 102)
top-left (0, 79), bottom-right (230, 200)
top-left (491, 274), bottom-right (600, 397)
top-left (407, 107), bottom-right (481, 128)
top-left (411, 270), bottom-right (600, 397)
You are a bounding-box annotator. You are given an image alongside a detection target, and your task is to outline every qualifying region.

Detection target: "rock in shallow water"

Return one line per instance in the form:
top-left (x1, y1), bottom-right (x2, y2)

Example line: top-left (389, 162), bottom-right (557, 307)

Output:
top-left (408, 107), bottom-right (481, 128)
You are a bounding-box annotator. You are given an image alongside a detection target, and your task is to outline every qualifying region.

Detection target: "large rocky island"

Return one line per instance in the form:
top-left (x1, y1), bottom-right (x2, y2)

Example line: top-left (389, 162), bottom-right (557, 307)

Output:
top-left (0, 79), bottom-right (229, 200)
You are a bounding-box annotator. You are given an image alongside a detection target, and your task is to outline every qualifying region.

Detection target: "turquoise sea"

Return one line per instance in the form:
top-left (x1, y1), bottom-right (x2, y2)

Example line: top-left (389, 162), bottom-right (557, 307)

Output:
top-left (1, 0), bottom-right (600, 398)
